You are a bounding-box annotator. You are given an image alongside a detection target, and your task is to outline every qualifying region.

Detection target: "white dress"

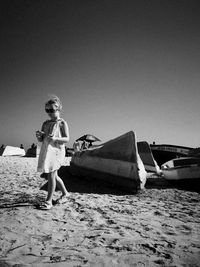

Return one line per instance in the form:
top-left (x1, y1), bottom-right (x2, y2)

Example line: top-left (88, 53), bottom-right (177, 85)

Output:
top-left (37, 119), bottom-right (66, 173)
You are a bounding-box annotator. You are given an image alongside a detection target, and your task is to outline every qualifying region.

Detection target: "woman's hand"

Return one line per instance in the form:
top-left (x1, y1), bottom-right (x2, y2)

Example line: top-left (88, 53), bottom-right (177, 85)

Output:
top-left (47, 135), bottom-right (69, 145)
top-left (46, 135), bottom-right (57, 143)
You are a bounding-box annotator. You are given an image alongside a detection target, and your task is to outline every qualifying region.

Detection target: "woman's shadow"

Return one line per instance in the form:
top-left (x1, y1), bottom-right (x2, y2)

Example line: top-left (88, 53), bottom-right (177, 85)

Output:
top-left (0, 191), bottom-right (41, 209)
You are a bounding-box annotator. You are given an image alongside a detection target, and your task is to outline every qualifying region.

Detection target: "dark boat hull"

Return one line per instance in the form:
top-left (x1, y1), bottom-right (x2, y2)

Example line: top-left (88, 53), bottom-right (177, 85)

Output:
top-left (70, 162), bottom-right (140, 193)
top-left (150, 144), bottom-right (193, 166)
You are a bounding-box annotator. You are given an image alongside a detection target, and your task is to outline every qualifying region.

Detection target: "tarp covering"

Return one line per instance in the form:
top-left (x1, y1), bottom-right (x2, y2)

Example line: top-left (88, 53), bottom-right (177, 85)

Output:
top-left (25, 147), bottom-right (36, 157)
top-left (0, 146), bottom-right (25, 157)
top-left (71, 131), bottom-right (147, 192)
top-left (25, 145), bottom-right (40, 157)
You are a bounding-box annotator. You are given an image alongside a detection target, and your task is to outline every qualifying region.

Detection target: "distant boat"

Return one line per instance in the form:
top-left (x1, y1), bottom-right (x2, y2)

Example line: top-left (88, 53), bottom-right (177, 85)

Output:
top-left (0, 146), bottom-right (25, 157)
top-left (70, 131), bottom-right (147, 193)
top-left (150, 144), bottom-right (193, 166)
top-left (161, 157), bottom-right (200, 180)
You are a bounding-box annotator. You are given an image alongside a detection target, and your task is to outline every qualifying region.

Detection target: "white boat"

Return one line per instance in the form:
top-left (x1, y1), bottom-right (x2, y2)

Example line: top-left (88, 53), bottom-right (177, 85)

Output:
top-left (161, 157), bottom-right (200, 180)
top-left (0, 146), bottom-right (25, 157)
top-left (70, 131), bottom-right (147, 192)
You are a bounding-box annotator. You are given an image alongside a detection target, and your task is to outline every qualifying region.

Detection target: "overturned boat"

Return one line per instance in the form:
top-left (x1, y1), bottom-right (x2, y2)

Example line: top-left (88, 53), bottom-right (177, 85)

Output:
top-left (137, 141), bottom-right (161, 174)
top-left (70, 131), bottom-right (147, 193)
top-left (161, 157), bottom-right (200, 180)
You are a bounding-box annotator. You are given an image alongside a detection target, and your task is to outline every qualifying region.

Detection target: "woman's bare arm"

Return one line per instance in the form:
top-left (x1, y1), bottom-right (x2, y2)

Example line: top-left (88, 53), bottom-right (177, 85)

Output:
top-left (53, 121), bottom-right (69, 144)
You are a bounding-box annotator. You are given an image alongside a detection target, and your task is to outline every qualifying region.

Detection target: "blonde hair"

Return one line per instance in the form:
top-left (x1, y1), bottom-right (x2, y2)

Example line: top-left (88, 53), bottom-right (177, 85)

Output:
top-left (45, 95), bottom-right (62, 111)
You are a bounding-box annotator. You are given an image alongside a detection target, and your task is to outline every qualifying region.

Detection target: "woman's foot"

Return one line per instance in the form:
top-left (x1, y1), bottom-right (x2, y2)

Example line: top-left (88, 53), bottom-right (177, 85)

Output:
top-left (39, 201), bottom-right (53, 210)
top-left (56, 193), bottom-right (70, 204)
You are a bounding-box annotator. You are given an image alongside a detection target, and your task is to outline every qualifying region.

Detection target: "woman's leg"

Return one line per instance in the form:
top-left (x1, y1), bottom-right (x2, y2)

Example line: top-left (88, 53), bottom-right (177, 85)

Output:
top-left (55, 171), bottom-right (69, 196)
top-left (46, 171), bottom-right (56, 203)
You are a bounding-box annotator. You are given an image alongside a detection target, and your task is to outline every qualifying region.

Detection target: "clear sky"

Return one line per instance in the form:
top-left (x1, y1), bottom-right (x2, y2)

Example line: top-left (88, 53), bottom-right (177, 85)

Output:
top-left (0, 0), bottom-right (200, 149)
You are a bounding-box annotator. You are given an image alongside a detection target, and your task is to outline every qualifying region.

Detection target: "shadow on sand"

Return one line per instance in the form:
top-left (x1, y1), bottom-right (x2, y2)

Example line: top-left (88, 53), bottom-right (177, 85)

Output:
top-left (40, 166), bottom-right (135, 195)
top-left (0, 191), bottom-right (40, 209)
top-left (40, 166), bottom-right (200, 195)
top-left (146, 176), bottom-right (200, 193)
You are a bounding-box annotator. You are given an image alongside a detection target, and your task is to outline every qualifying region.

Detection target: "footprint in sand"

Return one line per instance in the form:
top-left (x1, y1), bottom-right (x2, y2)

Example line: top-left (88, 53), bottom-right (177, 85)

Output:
top-left (154, 259), bottom-right (165, 265)
top-left (107, 219), bottom-right (116, 225)
top-left (175, 224), bottom-right (192, 235)
top-left (161, 223), bottom-right (177, 236)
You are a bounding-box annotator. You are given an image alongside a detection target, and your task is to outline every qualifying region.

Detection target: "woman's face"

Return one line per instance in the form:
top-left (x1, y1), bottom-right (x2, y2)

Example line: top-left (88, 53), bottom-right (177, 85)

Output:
top-left (45, 103), bottom-right (60, 119)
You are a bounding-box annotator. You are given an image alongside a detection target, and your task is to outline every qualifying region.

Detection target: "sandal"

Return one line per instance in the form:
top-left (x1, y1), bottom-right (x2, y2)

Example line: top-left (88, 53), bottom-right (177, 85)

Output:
top-left (39, 201), bottom-right (53, 210)
top-left (56, 194), bottom-right (70, 204)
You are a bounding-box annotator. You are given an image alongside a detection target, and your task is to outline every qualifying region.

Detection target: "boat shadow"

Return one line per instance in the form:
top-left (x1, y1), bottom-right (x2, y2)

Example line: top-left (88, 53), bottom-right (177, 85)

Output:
top-left (40, 166), bottom-right (135, 195)
top-left (146, 176), bottom-right (200, 193)
top-left (40, 166), bottom-right (200, 195)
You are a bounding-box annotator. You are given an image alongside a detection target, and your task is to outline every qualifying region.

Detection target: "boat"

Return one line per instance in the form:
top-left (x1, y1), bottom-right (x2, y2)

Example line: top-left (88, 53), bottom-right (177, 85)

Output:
top-left (70, 131), bottom-right (147, 193)
top-left (188, 147), bottom-right (200, 157)
top-left (150, 144), bottom-right (193, 166)
top-left (0, 145), bottom-right (25, 157)
top-left (137, 141), bottom-right (161, 174)
top-left (161, 157), bottom-right (200, 180)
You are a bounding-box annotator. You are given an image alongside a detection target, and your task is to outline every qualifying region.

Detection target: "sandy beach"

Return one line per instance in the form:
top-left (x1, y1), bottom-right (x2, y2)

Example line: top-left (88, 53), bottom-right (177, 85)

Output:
top-left (0, 156), bottom-right (199, 267)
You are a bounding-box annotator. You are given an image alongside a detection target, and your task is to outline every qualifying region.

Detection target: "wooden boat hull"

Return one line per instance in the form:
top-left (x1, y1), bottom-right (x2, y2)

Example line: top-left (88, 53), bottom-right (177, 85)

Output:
top-left (137, 141), bottom-right (161, 174)
top-left (71, 131), bottom-right (147, 192)
top-left (70, 162), bottom-right (139, 193)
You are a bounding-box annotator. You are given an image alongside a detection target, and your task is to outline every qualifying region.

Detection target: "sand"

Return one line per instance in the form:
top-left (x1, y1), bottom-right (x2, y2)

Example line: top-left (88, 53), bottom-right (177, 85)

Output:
top-left (0, 157), bottom-right (199, 267)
